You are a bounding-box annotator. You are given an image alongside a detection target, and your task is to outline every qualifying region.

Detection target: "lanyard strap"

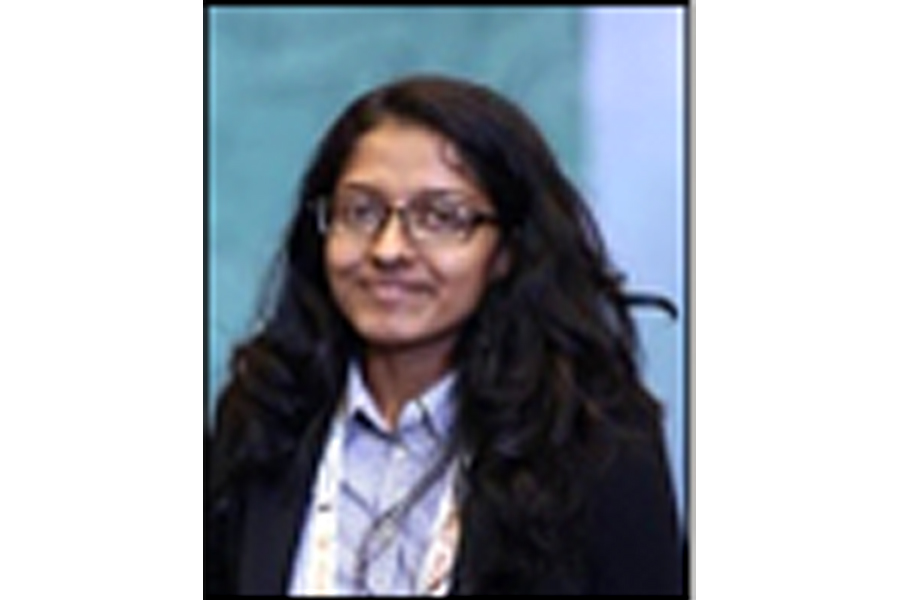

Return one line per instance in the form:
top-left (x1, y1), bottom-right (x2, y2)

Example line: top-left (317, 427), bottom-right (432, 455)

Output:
top-left (299, 411), bottom-right (460, 596)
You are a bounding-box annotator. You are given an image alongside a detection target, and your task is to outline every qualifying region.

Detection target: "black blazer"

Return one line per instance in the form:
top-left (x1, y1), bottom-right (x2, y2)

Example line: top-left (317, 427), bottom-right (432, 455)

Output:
top-left (206, 404), bottom-right (686, 596)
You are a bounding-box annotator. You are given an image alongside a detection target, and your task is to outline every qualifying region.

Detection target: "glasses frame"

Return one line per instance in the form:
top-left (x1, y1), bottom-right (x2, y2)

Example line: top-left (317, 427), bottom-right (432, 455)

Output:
top-left (314, 192), bottom-right (500, 245)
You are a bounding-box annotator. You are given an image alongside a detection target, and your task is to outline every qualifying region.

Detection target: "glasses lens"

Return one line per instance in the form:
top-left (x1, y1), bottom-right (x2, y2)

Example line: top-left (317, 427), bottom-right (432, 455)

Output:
top-left (407, 195), bottom-right (473, 241)
top-left (331, 191), bottom-right (386, 235)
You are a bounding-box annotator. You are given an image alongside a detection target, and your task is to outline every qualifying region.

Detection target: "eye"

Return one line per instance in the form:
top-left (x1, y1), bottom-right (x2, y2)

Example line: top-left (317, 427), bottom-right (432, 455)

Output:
top-left (411, 197), bottom-right (468, 233)
top-left (335, 192), bottom-right (385, 229)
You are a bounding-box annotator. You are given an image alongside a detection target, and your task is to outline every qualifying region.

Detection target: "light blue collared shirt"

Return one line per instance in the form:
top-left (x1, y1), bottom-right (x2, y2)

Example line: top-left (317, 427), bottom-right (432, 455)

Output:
top-left (291, 363), bottom-right (458, 596)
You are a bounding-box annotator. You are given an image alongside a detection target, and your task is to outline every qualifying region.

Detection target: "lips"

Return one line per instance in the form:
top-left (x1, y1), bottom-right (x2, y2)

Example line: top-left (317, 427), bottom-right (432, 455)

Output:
top-left (363, 279), bottom-right (429, 303)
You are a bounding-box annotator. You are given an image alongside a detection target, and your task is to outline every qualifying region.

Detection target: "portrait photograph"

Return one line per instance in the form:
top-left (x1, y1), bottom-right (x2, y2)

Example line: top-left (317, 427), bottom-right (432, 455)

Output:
top-left (205, 6), bottom-right (690, 595)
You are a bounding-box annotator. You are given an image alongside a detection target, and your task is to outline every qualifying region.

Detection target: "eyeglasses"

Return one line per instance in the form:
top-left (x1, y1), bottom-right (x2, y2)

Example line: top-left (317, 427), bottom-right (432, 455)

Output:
top-left (316, 188), bottom-right (499, 245)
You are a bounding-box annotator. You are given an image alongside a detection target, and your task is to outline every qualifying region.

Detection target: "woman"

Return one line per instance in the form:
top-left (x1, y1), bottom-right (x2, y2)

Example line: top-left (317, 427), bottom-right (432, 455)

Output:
top-left (206, 74), bottom-right (684, 595)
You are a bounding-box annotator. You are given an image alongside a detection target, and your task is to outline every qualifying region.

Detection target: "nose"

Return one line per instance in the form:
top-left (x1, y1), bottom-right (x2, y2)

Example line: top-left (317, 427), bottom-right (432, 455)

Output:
top-left (369, 209), bottom-right (414, 265)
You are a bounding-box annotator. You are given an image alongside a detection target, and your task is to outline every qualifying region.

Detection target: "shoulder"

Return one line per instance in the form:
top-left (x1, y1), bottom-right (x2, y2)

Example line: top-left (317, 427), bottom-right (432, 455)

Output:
top-left (579, 424), bottom-right (686, 595)
top-left (209, 395), bottom-right (336, 505)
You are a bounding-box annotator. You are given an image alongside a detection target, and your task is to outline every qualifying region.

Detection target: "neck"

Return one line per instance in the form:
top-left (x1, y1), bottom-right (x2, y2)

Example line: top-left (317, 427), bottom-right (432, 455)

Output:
top-left (362, 341), bottom-right (454, 430)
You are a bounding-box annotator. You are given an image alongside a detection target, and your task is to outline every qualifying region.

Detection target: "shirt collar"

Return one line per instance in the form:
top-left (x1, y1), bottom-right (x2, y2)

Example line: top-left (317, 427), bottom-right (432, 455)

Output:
top-left (344, 361), bottom-right (457, 440)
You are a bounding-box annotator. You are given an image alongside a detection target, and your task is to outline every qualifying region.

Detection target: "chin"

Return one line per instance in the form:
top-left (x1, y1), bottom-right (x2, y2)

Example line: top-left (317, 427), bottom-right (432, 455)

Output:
top-left (353, 321), bottom-right (458, 354)
top-left (352, 314), bottom-right (422, 342)
top-left (357, 328), bottom-right (423, 348)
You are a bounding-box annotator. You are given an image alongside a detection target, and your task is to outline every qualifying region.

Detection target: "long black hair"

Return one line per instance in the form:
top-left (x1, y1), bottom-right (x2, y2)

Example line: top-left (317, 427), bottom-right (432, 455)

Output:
top-left (210, 73), bottom-right (674, 582)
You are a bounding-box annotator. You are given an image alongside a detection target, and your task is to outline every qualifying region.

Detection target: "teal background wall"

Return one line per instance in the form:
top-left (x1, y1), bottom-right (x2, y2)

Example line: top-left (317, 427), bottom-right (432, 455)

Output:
top-left (207, 7), bottom-right (686, 517)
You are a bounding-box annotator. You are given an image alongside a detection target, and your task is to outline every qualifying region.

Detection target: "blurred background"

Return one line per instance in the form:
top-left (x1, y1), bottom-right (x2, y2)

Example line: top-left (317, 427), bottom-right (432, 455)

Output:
top-left (207, 6), bottom-right (687, 519)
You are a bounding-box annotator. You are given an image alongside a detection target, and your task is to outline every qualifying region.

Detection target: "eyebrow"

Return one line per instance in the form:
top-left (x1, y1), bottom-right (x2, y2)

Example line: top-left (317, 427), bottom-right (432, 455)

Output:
top-left (337, 181), bottom-right (477, 201)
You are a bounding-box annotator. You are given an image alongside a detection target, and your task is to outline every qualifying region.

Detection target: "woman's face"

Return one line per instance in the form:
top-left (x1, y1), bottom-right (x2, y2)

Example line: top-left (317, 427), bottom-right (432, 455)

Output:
top-left (324, 119), bottom-right (508, 357)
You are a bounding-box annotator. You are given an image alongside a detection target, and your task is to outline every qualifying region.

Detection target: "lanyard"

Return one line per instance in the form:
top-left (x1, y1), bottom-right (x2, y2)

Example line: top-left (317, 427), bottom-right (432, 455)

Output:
top-left (297, 408), bottom-right (461, 596)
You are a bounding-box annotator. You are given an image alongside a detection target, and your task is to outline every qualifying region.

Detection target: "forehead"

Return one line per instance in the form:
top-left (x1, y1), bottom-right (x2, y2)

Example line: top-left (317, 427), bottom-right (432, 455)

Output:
top-left (338, 119), bottom-right (484, 200)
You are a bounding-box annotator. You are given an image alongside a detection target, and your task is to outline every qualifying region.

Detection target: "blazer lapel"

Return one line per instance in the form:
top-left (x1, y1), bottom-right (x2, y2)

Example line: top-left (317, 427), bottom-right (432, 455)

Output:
top-left (238, 406), bottom-right (334, 595)
top-left (449, 491), bottom-right (495, 595)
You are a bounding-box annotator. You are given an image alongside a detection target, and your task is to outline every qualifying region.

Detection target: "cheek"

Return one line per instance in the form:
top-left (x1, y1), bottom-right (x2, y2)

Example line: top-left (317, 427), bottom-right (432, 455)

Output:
top-left (324, 238), bottom-right (360, 295)
top-left (433, 254), bottom-right (498, 310)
